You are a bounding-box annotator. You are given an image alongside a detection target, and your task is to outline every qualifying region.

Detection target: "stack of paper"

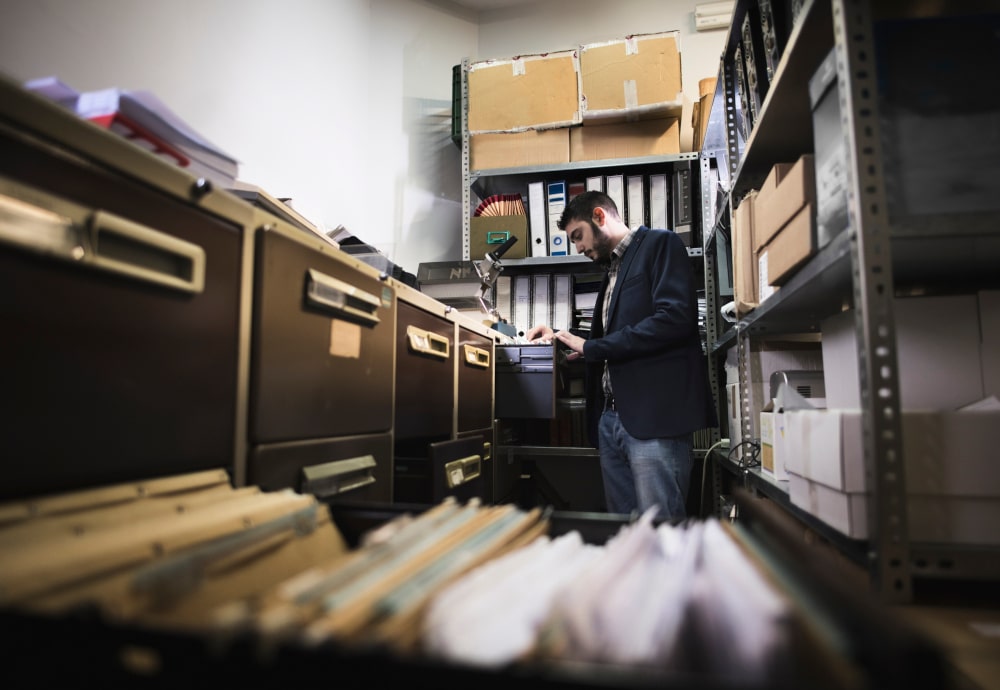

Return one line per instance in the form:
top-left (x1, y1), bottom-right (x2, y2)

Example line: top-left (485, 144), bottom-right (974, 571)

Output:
top-left (25, 76), bottom-right (240, 188)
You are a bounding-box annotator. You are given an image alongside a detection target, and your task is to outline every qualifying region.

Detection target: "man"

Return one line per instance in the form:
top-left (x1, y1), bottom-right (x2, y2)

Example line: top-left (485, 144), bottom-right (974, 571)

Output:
top-left (526, 191), bottom-right (716, 521)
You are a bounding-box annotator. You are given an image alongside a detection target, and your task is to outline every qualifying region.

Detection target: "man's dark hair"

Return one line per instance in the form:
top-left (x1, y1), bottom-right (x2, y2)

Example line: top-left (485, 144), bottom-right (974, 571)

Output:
top-left (557, 190), bottom-right (621, 231)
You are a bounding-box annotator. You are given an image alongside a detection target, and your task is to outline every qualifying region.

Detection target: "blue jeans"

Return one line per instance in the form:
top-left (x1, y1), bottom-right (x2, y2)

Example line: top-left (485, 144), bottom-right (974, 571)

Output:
top-left (598, 409), bottom-right (693, 522)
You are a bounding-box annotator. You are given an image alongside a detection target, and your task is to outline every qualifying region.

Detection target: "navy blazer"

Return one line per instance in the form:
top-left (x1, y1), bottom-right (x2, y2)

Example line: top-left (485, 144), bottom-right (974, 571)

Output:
top-left (582, 227), bottom-right (717, 446)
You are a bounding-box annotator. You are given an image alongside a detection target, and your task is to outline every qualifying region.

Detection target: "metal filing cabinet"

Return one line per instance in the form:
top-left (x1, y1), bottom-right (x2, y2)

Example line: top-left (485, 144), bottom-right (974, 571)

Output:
top-left (246, 219), bottom-right (396, 503)
top-left (391, 283), bottom-right (459, 504)
top-left (0, 77), bottom-right (248, 500)
top-left (452, 310), bottom-right (496, 503)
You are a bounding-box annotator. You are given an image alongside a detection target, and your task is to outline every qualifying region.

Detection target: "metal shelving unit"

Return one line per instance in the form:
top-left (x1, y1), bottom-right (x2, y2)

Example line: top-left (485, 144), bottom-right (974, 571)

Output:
top-left (700, 0), bottom-right (1000, 602)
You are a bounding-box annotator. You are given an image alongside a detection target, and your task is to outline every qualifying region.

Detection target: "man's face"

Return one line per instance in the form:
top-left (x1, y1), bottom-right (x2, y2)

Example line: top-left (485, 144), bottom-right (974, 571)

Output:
top-left (566, 215), bottom-right (615, 266)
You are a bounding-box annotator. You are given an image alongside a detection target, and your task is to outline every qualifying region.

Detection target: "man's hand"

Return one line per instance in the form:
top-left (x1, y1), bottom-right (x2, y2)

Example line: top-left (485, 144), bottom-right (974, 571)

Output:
top-left (525, 324), bottom-right (554, 342)
top-left (554, 330), bottom-right (585, 360)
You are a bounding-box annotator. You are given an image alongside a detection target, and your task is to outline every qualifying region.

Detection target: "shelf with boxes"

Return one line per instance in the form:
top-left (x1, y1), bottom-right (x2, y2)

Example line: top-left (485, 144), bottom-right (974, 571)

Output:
top-left (699, 0), bottom-right (1000, 601)
top-left (457, 30), bottom-right (700, 265)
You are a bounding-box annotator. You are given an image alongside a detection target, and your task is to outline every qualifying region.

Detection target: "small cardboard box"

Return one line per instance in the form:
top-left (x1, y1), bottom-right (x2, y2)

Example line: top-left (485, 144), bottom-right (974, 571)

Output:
top-left (579, 31), bottom-right (683, 124)
top-left (468, 51), bottom-right (581, 134)
top-left (753, 155), bottom-right (814, 253)
top-left (470, 215), bottom-right (528, 260)
top-left (760, 202), bottom-right (817, 286)
top-left (732, 190), bottom-right (758, 315)
top-left (470, 128), bottom-right (570, 170)
top-left (569, 118), bottom-right (680, 162)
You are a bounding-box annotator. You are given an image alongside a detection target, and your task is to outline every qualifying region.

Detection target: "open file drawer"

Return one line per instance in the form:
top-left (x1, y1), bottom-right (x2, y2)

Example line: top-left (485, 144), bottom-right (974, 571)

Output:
top-left (495, 343), bottom-right (556, 419)
top-left (0, 482), bottom-right (948, 690)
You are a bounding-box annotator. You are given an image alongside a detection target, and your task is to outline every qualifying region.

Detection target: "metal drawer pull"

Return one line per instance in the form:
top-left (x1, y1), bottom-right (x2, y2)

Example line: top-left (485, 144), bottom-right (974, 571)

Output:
top-left (444, 454), bottom-right (481, 488)
top-left (300, 455), bottom-right (377, 497)
top-left (305, 268), bottom-right (381, 325)
top-left (0, 194), bottom-right (205, 294)
top-left (407, 324), bottom-right (450, 359)
top-left (0, 191), bottom-right (82, 259)
top-left (463, 344), bottom-right (490, 368)
top-left (90, 210), bottom-right (205, 294)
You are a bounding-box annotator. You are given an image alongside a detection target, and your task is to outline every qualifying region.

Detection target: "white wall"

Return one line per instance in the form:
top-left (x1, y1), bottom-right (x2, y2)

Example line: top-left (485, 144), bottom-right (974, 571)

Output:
top-left (0, 0), bottom-right (724, 273)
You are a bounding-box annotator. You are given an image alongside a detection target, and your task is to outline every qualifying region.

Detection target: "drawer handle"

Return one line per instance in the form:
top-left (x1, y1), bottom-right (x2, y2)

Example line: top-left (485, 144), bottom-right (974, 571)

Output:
top-left (305, 268), bottom-right (381, 325)
top-left (300, 455), bottom-right (377, 497)
top-left (463, 344), bottom-right (490, 368)
top-left (444, 454), bottom-right (481, 488)
top-left (0, 193), bottom-right (205, 294)
top-left (89, 211), bottom-right (206, 294)
top-left (406, 324), bottom-right (450, 359)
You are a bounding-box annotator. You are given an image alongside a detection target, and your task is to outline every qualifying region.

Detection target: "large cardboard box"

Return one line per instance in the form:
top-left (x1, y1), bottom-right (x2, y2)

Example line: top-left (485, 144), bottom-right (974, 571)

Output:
top-left (732, 190), bottom-right (758, 315)
top-left (578, 31), bottom-right (683, 124)
top-left (569, 118), bottom-right (680, 162)
top-left (758, 202), bottom-right (817, 287)
top-left (468, 51), bottom-right (581, 134)
top-left (470, 215), bottom-right (528, 260)
top-left (753, 155), bottom-right (815, 253)
top-left (470, 128), bottom-right (570, 170)
top-left (821, 295), bottom-right (985, 410)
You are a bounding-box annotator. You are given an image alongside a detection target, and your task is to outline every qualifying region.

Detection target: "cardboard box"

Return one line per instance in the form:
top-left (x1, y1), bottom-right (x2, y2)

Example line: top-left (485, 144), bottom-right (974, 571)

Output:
top-left (470, 215), bottom-right (528, 260)
top-left (753, 155), bottom-right (815, 253)
top-left (470, 128), bottom-right (570, 170)
top-left (468, 50), bottom-right (581, 134)
top-left (578, 31), bottom-right (683, 124)
top-left (789, 473), bottom-right (1000, 544)
top-left (759, 408), bottom-right (775, 476)
top-left (693, 76), bottom-right (716, 152)
top-left (759, 202), bottom-right (817, 286)
top-left (784, 403), bottom-right (1000, 495)
top-left (732, 190), bottom-right (758, 314)
top-left (569, 118), bottom-right (680, 162)
top-left (821, 295), bottom-right (985, 410)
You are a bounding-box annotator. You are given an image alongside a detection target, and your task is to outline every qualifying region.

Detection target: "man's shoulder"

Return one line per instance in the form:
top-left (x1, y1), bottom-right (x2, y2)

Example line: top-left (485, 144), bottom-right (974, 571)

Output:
top-left (638, 226), bottom-right (684, 247)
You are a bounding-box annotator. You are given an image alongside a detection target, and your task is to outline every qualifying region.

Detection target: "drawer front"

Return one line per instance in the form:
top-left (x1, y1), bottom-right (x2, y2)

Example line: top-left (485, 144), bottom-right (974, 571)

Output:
top-left (395, 300), bottom-right (455, 440)
top-left (0, 174), bottom-right (242, 500)
top-left (248, 431), bottom-right (393, 504)
top-left (250, 228), bottom-right (395, 443)
top-left (456, 326), bottom-right (493, 432)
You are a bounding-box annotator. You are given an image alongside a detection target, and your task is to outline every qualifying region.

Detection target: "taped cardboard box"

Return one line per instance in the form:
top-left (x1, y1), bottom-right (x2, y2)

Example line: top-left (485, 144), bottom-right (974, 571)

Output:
top-left (468, 51), bottom-right (581, 134)
top-left (758, 202), bottom-right (818, 287)
top-left (470, 128), bottom-right (570, 170)
top-left (579, 31), bottom-right (683, 124)
top-left (569, 118), bottom-right (680, 162)
top-left (753, 155), bottom-right (816, 253)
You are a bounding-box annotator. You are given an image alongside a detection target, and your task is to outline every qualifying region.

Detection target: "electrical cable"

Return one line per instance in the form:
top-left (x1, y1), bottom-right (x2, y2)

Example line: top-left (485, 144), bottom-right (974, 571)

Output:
top-left (699, 438), bottom-right (729, 518)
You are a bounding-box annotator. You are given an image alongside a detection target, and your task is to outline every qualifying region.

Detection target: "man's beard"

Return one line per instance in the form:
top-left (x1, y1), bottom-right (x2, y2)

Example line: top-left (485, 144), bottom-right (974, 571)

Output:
top-left (589, 219), bottom-right (615, 267)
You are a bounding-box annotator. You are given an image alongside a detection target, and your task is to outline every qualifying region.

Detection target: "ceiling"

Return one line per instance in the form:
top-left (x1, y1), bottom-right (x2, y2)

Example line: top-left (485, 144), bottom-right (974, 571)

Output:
top-left (449, 0), bottom-right (539, 10)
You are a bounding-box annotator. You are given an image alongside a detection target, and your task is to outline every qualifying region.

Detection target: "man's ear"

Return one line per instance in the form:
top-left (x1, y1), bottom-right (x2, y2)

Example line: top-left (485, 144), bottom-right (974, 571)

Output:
top-left (592, 206), bottom-right (605, 226)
